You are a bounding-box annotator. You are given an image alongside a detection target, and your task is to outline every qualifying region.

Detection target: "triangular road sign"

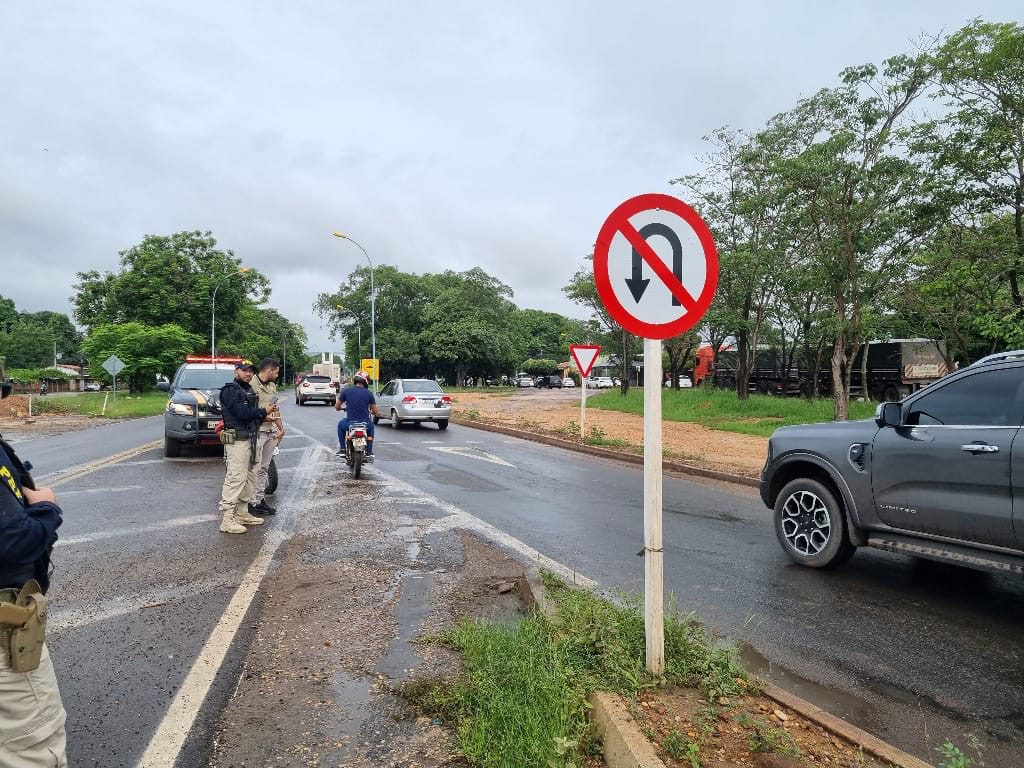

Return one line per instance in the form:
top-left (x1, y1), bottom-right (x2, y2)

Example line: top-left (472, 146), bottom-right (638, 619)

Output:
top-left (570, 345), bottom-right (602, 379)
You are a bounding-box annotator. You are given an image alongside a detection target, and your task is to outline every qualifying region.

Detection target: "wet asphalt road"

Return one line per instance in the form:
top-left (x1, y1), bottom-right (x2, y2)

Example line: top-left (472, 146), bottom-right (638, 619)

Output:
top-left (16, 393), bottom-right (1024, 766)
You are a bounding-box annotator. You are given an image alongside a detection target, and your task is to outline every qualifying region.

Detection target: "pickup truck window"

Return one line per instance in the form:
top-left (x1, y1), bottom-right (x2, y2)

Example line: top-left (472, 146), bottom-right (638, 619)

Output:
top-left (905, 368), bottom-right (1023, 427)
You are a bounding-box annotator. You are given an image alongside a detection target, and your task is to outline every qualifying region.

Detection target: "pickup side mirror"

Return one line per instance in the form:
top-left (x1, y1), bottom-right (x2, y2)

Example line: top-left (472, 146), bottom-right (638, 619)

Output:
top-left (876, 402), bottom-right (902, 428)
top-left (156, 381), bottom-right (170, 392)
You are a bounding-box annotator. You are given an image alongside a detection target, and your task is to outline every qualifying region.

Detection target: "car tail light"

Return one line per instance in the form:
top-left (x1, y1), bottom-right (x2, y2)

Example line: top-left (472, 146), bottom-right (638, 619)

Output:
top-left (302, 382), bottom-right (310, 388)
top-left (441, 395), bottom-right (452, 404)
top-left (402, 395), bottom-right (416, 404)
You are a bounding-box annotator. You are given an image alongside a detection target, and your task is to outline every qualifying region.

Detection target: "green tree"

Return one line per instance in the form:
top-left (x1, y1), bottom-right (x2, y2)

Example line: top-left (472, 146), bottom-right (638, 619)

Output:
top-left (71, 231), bottom-right (270, 341)
top-left (218, 305), bottom-right (309, 382)
top-left (81, 323), bottom-right (203, 392)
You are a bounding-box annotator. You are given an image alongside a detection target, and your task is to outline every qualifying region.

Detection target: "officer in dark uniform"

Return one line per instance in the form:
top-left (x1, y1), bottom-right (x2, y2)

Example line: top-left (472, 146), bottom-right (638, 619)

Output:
top-left (217, 362), bottom-right (279, 533)
top-left (0, 363), bottom-right (68, 766)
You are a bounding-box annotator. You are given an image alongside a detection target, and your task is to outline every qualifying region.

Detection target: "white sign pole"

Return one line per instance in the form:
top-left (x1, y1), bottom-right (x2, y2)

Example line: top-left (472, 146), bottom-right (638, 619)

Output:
top-left (643, 336), bottom-right (664, 675)
top-left (580, 378), bottom-right (586, 439)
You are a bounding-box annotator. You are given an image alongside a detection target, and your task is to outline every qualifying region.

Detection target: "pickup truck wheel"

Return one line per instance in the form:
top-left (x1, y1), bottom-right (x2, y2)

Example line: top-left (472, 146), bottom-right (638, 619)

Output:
top-left (774, 478), bottom-right (855, 569)
top-left (164, 436), bottom-right (182, 458)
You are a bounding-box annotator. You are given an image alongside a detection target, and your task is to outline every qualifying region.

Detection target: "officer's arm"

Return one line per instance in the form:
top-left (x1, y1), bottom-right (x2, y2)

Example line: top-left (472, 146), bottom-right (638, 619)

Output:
top-left (369, 393), bottom-right (379, 417)
top-left (0, 501), bottom-right (62, 565)
top-left (335, 390), bottom-right (345, 412)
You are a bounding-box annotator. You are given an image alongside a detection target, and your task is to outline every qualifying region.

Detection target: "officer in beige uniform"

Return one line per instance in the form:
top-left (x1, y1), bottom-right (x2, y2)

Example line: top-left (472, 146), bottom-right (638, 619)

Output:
top-left (218, 362), bottom-right (278, 534)
top-left (0, 365), bottom-right (68, 766)
top-left (248, 358), bottom-right (284, 516)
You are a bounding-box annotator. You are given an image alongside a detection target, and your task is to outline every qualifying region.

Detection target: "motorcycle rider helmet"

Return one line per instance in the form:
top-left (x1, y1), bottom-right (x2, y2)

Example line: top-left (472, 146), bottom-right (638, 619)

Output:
top-left (353, 370), bottom-right (370, 387)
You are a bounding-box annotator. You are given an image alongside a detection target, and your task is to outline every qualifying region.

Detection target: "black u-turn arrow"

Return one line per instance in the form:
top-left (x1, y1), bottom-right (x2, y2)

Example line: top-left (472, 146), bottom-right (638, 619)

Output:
top-left (625, 222), bottom-right (684, 305)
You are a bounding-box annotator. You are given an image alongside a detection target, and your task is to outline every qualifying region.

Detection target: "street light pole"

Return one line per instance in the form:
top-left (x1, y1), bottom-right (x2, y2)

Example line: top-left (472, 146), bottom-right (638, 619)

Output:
top-left (211, 267), bottom-right (250, 359)
top-left (332, 232), bottom-right (376, 381)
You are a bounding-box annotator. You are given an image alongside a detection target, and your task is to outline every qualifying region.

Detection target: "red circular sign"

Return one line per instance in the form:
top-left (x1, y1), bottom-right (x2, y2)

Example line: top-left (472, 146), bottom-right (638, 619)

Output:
top-left (593, 193), bottom-right (718, 339)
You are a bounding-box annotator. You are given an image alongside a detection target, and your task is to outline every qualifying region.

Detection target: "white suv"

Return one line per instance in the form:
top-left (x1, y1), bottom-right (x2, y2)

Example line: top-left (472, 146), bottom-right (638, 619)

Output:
top-left (295, 375), bottom-right (336, 405)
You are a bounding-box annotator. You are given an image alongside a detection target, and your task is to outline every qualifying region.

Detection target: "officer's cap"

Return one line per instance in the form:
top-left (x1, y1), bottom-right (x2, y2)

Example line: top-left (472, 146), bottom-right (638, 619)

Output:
top-left (235, 362), bottom-right (257, 372)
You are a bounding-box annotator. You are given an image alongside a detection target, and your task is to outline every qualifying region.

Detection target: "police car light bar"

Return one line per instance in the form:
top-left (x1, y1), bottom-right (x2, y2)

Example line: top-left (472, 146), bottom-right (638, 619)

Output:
top-left (184, 355), bottom-right (245, 364)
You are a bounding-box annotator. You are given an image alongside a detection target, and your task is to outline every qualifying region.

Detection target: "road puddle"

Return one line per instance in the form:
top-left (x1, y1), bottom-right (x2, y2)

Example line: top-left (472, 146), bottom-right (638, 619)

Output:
top-left (738, 642), bottom-right (881, 733)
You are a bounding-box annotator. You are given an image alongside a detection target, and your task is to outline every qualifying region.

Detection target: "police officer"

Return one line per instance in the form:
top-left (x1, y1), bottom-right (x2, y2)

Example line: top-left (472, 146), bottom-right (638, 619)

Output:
top-left (248, 358), bottom-right (284, 516)
top-left (0, 363), bottom-right (68, 766)
top-left (218, 362), bottom-right (279, 534)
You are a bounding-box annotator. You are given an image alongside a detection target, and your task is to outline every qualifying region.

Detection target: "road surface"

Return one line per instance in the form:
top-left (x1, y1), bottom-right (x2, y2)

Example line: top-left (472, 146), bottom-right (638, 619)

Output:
top-left (15, 394), bottom-right (1022, 766)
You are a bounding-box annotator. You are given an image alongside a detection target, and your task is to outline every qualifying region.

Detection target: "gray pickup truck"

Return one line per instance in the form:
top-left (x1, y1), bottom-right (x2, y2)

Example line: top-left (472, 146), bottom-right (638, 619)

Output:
top-left (761, 351), bottom-right (1024, 576)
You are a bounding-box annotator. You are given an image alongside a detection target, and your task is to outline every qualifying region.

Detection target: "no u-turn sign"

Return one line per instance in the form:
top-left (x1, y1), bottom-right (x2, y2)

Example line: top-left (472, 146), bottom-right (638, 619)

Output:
top-left (593, 193), bottom-right (718, 339)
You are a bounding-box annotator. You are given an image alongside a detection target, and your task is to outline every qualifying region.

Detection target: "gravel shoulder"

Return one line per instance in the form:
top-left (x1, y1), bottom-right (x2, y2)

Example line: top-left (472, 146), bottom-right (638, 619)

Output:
top-left (208, 460), bottom-right (528, 767)
top-left (451, 389), bottom-right (767, 478)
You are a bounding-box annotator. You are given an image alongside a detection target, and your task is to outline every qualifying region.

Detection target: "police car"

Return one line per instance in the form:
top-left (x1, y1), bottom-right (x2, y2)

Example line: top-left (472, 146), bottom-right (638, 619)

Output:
top-left (158, 355), bottom-right (241, 457)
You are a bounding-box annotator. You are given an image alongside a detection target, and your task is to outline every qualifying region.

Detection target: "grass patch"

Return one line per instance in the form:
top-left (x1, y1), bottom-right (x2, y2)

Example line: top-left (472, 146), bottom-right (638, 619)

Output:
top-left (402, 574), bottom-right (749, 768)
top-left (33, 391), bottom-right (168, 419)
top-left (588, 387), bottom-right (878, 438)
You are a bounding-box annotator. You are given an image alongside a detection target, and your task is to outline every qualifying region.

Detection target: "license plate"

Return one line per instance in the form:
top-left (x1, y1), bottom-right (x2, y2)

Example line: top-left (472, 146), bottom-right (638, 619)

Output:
top-left (353, 438), bottom-right (366, 449)
top-left (207, 420), bottom-right (219, 429)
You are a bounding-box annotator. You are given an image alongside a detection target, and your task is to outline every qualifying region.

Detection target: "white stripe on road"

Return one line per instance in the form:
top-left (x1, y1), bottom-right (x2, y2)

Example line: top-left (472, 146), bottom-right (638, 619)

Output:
top-left (429, 446), bottom-right (515, 468)
top-left (136, 444), bottom-right (325, 768)
top-left (57, 514), bottom-right (217, 547)
top-left (49, 577), bottom-right (231, 634)
top-left (56, 485), bottom-right (145, 496)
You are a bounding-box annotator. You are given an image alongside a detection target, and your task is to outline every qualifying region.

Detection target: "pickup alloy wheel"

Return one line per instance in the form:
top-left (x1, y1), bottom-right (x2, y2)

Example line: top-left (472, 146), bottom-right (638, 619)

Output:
top-left (774, 478), bottom-right (855, 568)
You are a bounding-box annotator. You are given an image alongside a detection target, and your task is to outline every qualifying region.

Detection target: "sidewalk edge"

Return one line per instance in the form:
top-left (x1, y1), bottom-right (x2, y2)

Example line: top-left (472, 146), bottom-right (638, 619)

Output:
top-left (451, 417), bottom-right (759, 488)
top-left (517, 572), bottom-right (933, 768)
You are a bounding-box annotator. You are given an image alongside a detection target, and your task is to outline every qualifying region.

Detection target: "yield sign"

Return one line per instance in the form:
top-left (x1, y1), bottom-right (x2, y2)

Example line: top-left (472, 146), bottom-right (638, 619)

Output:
top-left (593, 193), bottom-right (718, 339)
top-left (570, 344), bottom-right (601, 379)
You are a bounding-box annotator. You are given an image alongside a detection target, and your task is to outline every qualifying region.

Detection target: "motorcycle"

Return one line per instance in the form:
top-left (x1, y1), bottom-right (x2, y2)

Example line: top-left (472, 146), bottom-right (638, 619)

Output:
top-left (343, 421), bottom-right (370, 479)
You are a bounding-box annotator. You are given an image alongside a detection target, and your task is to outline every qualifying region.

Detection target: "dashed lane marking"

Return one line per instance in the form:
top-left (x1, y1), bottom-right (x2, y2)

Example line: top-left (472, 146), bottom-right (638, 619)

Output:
top-left (57, 514), bottom-right (218, 547)
top-left (39, 440), bottom-right (163, 488)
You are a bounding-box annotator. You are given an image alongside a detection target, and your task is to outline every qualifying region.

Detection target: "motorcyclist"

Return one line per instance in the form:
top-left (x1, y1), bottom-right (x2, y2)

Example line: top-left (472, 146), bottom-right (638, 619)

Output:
top-left (335, 371), bottom-right (379, 461)
top-left (38, 382), bottom-right (47, 396)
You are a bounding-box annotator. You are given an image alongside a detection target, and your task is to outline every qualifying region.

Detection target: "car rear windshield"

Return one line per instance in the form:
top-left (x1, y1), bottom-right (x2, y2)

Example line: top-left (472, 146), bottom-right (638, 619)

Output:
top-left (175, 368), bottom-right (236, 390)
top-left (402, 380), bottom-right (442, 392)
top-left (307, 375), bottom-right (332, 382)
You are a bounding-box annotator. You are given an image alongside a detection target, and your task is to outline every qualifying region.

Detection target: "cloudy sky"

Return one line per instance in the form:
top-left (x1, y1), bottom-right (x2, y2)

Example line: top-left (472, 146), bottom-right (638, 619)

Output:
top-left (2, 1), bottom-right (1018, 354)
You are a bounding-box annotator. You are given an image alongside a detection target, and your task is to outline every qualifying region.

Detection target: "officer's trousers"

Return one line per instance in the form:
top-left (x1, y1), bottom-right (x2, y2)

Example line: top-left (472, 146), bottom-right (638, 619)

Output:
top-left (0, 639), bottom-right (67, 767)
top-left (218, 439), bottom-right (258, 516)
top-left (249, 430), bottom-right (277, 506)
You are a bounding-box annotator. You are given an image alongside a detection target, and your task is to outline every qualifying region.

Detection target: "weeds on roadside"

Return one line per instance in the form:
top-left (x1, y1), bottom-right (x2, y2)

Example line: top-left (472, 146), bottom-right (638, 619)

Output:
top-left (748, 718), bottom-right (801, 757)
top-left (401, 573), bottom-right (750, 768)
top-left (661, 730), bottom-right (701, 767)
top-left (936, 740), bottom-right (977, 768)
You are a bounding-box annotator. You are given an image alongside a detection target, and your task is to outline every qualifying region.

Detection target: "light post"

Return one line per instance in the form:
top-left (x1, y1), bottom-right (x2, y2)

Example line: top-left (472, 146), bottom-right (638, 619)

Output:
top-left (335, 304), bottom-right (362, 366)
top-left (211, 267), bottom-right (250, 358)
top-left (332, 232), bottom-right (376, 381)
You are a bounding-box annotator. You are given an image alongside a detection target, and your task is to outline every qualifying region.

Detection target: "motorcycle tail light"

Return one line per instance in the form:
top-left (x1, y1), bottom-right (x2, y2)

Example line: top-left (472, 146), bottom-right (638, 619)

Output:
top-left (352, 430), bottom-right (366, 437)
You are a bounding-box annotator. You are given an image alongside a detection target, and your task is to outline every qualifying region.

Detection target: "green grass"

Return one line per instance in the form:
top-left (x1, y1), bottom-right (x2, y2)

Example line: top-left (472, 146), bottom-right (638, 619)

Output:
top-left (401, 574), bottom-right (749, 768)
top-left (588, 387), bottom-right (879, 438)
top-left (33, 391), bottom-right (168, 419)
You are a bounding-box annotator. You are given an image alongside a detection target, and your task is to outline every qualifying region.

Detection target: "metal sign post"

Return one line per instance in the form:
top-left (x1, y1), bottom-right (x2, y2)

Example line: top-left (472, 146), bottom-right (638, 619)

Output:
top-left (569, 344), bottom-right (601, 440)
top-left (643, 337), bottom-right (664, 673)
top-left (592, 193), bottom-right (718, 676)
top-left (102, 355), bottom-right (126, 403)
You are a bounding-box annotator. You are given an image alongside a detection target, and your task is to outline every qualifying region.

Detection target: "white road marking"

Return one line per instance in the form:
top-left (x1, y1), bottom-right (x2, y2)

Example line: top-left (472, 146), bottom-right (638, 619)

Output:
top-left (49, 577), bottom-right (231, 634)
top-left (465, 440), bottom-right (482, 445)
top-left (57, 514), bottom-right (218, 547)
top-left (136, 445), bottom-right (325, 768)
top-left (56, 485), bottom-right (145, 496)
top-left (420, 440), bottom-right (443, 445)
top-left (429, 446), bottom-right (515, 468)
top-left (39, 440), bottom-right (163, 487)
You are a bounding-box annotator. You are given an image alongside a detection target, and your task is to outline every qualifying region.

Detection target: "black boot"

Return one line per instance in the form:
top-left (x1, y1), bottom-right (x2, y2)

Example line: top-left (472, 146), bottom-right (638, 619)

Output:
top-left (250, 500), bottom-right (277, 516)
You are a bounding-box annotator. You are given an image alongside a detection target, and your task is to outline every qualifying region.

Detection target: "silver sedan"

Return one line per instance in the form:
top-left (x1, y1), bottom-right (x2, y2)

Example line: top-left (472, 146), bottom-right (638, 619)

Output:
top-left (376, 378), bottom-right (452, 430)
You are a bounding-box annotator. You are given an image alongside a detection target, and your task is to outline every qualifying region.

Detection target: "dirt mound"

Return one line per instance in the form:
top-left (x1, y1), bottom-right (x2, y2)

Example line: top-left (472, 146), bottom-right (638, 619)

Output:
top-left (0, 395), bottom-right (34, 418)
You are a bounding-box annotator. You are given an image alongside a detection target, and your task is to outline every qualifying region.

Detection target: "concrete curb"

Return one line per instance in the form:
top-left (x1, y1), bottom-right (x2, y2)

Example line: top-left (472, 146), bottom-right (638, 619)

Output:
top-left (451, 417), bottom-right (760, 488)
top-left (516, 572), bottom-right (932, 768)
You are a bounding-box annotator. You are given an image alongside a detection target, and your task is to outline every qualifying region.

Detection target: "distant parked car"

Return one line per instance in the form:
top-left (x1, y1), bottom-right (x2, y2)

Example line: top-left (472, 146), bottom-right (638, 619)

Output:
top-left (83, 381), bottom-right (102, 391)
top-left (562, 378), bottom-right (576, 388)
top-left (665, 376), bottom-right (693, 388)
top-left (535, 375), bottom-right (563, 389)
top-left (589, 376), bottom-right (614, 389)
top-left (515, 374), bottom-right (535, 388)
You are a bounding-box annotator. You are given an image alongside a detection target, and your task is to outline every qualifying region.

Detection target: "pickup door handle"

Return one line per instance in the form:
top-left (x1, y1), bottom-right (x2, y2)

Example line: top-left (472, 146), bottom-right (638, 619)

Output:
top-left (961, 443), bottom-right (999, 454)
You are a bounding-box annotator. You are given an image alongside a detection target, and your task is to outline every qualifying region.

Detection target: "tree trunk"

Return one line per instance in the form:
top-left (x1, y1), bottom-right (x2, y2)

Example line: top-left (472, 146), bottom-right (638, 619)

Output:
top-left (859, 342), bottom-right (869, 401)
top-left (832, 335), bottom-right (850, 421)
top-left (620, 329), bottom-right (630, 395)
top-left (736, 331), bottom-right (751, 400)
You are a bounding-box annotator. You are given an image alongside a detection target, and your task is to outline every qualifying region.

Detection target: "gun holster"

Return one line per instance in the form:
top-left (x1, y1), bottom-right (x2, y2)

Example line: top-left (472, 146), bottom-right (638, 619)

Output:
top-left (8, 580), bottom-right (47, 672)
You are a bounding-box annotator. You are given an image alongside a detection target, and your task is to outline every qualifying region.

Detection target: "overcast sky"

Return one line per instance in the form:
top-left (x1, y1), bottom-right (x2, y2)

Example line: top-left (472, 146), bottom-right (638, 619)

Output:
top-left (2, 2), bottom-right (1018, 354)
